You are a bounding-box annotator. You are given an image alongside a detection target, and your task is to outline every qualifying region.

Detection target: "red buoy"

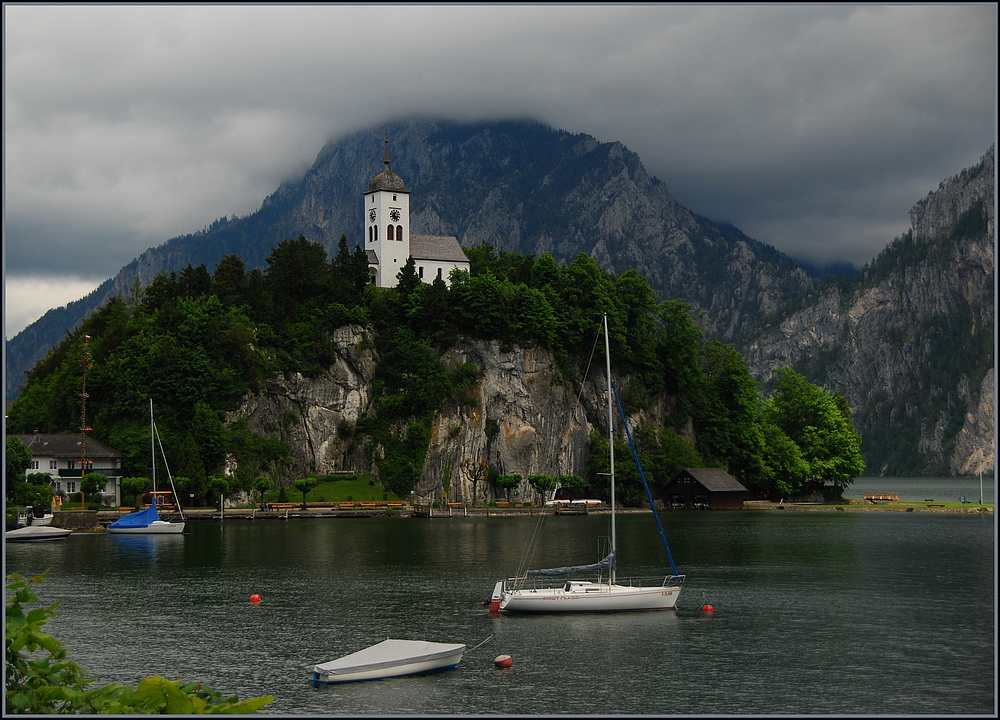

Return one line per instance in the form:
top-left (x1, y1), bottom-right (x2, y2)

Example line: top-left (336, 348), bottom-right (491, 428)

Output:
top-left (250, 594), bottom-right (261, 604)
top-left (701, 604), bottom-right (715, 612)
top-left (494, 654), bottom-right (513, 668)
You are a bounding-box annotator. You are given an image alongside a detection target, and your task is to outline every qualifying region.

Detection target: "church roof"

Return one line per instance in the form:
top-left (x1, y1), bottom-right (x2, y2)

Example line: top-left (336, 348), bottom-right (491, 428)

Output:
top-left (366, 137), bottom-right (409, 193)
top-left (367, 169), bottom-right (408, 194)
top-left (411, 234), bottom-right (470, 263)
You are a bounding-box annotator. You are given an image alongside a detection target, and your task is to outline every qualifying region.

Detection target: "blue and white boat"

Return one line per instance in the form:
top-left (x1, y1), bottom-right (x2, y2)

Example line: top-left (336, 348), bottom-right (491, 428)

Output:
top-left (107, 399), bottom-right (185, 535)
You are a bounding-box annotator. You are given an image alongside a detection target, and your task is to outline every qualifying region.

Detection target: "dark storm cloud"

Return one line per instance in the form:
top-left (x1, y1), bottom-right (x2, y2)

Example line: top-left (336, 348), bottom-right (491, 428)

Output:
top-left (4, 3), bottom-right (995, 336)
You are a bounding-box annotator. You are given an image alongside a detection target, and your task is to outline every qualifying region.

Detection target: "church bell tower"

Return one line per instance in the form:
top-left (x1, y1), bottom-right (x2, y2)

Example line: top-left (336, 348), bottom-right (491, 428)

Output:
top-left (364, 138), bottom-right (410, 287)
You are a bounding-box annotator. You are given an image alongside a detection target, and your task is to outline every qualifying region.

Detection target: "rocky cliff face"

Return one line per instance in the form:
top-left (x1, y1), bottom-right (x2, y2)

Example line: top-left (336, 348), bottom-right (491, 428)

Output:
top-left (743, 146), bottom-right (995, 476)
top-left (225, 326), bottom-right (625, 503)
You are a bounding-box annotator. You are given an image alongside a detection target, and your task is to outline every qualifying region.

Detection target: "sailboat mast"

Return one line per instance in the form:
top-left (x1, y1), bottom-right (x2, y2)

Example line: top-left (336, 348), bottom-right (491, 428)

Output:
top-left (604, 314), bottom-right (616, 584)
top-left (150, 398), bottom-right (156, 498)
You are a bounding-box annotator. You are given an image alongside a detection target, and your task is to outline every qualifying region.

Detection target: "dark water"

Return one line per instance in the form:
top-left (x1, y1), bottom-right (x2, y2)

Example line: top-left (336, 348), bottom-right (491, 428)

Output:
top-left (5, 506), bottom-right (995, 716)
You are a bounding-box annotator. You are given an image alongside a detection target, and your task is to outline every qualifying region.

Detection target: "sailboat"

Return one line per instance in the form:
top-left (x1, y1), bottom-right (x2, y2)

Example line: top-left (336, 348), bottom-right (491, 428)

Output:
top-left (489, 315), bottom-right (684, 613)
top-left (107, 399), bottom-right (186, 535)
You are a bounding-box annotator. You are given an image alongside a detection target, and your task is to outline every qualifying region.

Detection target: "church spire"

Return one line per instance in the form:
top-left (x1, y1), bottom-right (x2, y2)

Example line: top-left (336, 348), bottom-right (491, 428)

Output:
top-left (382, 133), bottom-right (391, 169)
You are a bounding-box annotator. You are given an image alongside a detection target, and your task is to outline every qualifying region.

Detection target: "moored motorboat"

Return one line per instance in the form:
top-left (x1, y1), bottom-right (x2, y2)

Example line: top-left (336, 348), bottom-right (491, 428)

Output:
top-left (311, 639), bottom-right (466, 684)
top-left (5, 525), bottom-right (73, 543)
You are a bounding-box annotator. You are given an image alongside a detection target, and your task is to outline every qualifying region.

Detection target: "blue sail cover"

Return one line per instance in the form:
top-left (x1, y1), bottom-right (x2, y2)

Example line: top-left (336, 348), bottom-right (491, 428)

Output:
top-left (107, 502), bottom-right (162, 529)
top-left (527, 552), bottom-right (616, 577)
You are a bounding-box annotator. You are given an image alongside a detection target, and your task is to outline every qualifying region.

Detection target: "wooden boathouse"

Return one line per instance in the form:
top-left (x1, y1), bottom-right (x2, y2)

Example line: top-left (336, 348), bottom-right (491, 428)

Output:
top-left (663, 468), bottom-right (750, 510)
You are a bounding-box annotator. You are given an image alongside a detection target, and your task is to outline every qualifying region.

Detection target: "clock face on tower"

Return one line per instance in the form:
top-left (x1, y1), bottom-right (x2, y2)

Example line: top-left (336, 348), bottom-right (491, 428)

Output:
top-left (369, 209), bottom-right (377, 223)
top-left (389, 209), bottom-right (401, 222)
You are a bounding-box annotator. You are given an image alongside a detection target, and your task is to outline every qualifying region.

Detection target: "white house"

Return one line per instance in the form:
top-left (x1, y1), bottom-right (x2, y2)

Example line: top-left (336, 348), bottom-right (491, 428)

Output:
top-left (365, 138), bottom-right (470, 287)
top-left (15, 432), bottom-right (123, 506)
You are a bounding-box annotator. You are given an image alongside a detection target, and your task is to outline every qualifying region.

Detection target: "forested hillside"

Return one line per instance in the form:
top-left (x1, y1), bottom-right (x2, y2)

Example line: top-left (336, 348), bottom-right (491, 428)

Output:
top-left (6, 240), bottom-right (862, 505)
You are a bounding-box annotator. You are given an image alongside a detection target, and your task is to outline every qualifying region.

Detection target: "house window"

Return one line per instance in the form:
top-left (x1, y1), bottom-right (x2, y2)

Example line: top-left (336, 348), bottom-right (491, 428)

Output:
top-left (418, 266), bottom-right (424, 278)
top-left (67, 482), bottom-right (77, 494)
top-left (31, 460), bottom-right (39, 470)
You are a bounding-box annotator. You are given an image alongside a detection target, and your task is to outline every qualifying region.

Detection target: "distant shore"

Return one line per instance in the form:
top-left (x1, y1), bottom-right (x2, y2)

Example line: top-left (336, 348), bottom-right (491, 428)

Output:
top-left (88, 499), bottom-right (994, 525)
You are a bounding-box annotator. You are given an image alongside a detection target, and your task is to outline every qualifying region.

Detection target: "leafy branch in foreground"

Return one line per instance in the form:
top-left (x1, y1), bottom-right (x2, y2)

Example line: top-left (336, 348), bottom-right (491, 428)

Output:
top-left (5, 571), bottom-right (274, 715)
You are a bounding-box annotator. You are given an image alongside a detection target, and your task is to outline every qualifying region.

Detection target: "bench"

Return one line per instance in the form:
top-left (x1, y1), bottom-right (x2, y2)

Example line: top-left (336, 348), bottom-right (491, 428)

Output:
top-left (495, 502), bottom-right (510, 507)
top-left (447, 502), bottom-right (463, 508)
top-left (260, 502), bottom-right (296, 511)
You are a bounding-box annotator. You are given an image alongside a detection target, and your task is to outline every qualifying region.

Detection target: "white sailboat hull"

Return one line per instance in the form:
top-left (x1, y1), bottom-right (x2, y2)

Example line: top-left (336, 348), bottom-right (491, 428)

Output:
top-left (491, 315), bottom-right (685, 616)
top-left (107, 521), bottom-right (185, 534)
top-left (498, 578), bottom-right (683, 613)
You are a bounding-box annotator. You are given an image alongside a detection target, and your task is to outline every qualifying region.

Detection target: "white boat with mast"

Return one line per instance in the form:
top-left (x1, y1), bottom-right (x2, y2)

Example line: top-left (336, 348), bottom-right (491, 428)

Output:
top-left (490, 314), bottom-right (684, 613)
top-left (107, 399), bottom-right (185, 535)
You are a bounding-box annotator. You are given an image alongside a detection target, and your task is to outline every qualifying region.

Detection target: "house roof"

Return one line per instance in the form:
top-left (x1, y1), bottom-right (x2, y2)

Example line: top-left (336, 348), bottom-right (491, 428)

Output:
top-left (410, 234), bottom-right (470, 264)
top-left (678, 468), bottom-right (749, 493)
top-left (15, 433), bottom-right (122, 459)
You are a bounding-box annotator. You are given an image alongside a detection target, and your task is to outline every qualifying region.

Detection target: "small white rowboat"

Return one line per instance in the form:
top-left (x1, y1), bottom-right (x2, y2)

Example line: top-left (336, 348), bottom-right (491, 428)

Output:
top-left (311, 639), bottom-right (466, 684)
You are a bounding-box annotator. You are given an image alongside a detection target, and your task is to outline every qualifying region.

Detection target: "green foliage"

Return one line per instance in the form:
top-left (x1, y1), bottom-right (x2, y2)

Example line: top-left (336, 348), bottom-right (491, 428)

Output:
top-left (5, 571), bottom-right (273, 714)
top-left (5, 437), bottom-right (33, 502)
top-left (761, 368), bottom-right (864, 495)
top-left (80, 473), bottom-right (108, 501)
top-left (495, 474), bottom-right (522, 502)
top-left (6, 238), bottom-right (867, 503)
top-left (527, 474), bottom-right (557, 496)
top-left (294, 476), bottom-right (318, 506)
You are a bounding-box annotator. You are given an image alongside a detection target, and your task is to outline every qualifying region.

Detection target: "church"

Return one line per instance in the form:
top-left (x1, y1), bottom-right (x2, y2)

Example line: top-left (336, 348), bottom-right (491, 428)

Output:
top-left (364, 139), bottom-right (470, 287)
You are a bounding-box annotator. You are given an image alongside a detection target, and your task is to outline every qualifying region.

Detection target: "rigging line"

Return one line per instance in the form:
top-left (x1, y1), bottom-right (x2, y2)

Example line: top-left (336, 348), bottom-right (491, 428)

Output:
top-left (575, 317), bottom-right (604, 409)
top-left (611, 380), bottom-right (680, 577)
top-left (513, 510), bottom-right (550, 582)
top-left (153, 418), bottom-right (185, 521)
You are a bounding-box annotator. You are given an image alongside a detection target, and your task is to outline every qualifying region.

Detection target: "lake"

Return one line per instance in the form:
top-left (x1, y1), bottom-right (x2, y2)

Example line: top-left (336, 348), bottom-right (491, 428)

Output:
top-left (4, 476), bottom-right (995, 716)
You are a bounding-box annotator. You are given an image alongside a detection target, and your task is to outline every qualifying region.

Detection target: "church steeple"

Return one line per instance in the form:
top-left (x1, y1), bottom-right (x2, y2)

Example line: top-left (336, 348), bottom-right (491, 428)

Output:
top-left (364, 136), bottom-right (410, 287)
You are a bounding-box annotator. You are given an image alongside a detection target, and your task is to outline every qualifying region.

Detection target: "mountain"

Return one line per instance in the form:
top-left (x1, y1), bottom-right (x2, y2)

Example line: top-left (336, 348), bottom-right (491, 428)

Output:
top-left (5, 121), bottom-right (993, 476)
top-left (743, 146), bottom-right (995, 476)
top-left (5, 119), bottom-right (814, 401)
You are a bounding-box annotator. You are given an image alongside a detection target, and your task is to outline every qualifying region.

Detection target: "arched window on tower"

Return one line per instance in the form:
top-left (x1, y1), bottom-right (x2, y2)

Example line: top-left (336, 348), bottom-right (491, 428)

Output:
top-left (387, 225), bottom-right (395, 241)
top-left (374, 226), bottom-right (378, 242)
top-left (368, 226), bottom-right (373, 243)
top-left (396, 225), bottom-right (403, 240)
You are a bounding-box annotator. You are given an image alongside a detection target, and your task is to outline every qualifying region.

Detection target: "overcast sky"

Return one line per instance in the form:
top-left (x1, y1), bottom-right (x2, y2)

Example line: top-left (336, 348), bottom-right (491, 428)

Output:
top-left (4, 4), bottom-right (996, 339)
